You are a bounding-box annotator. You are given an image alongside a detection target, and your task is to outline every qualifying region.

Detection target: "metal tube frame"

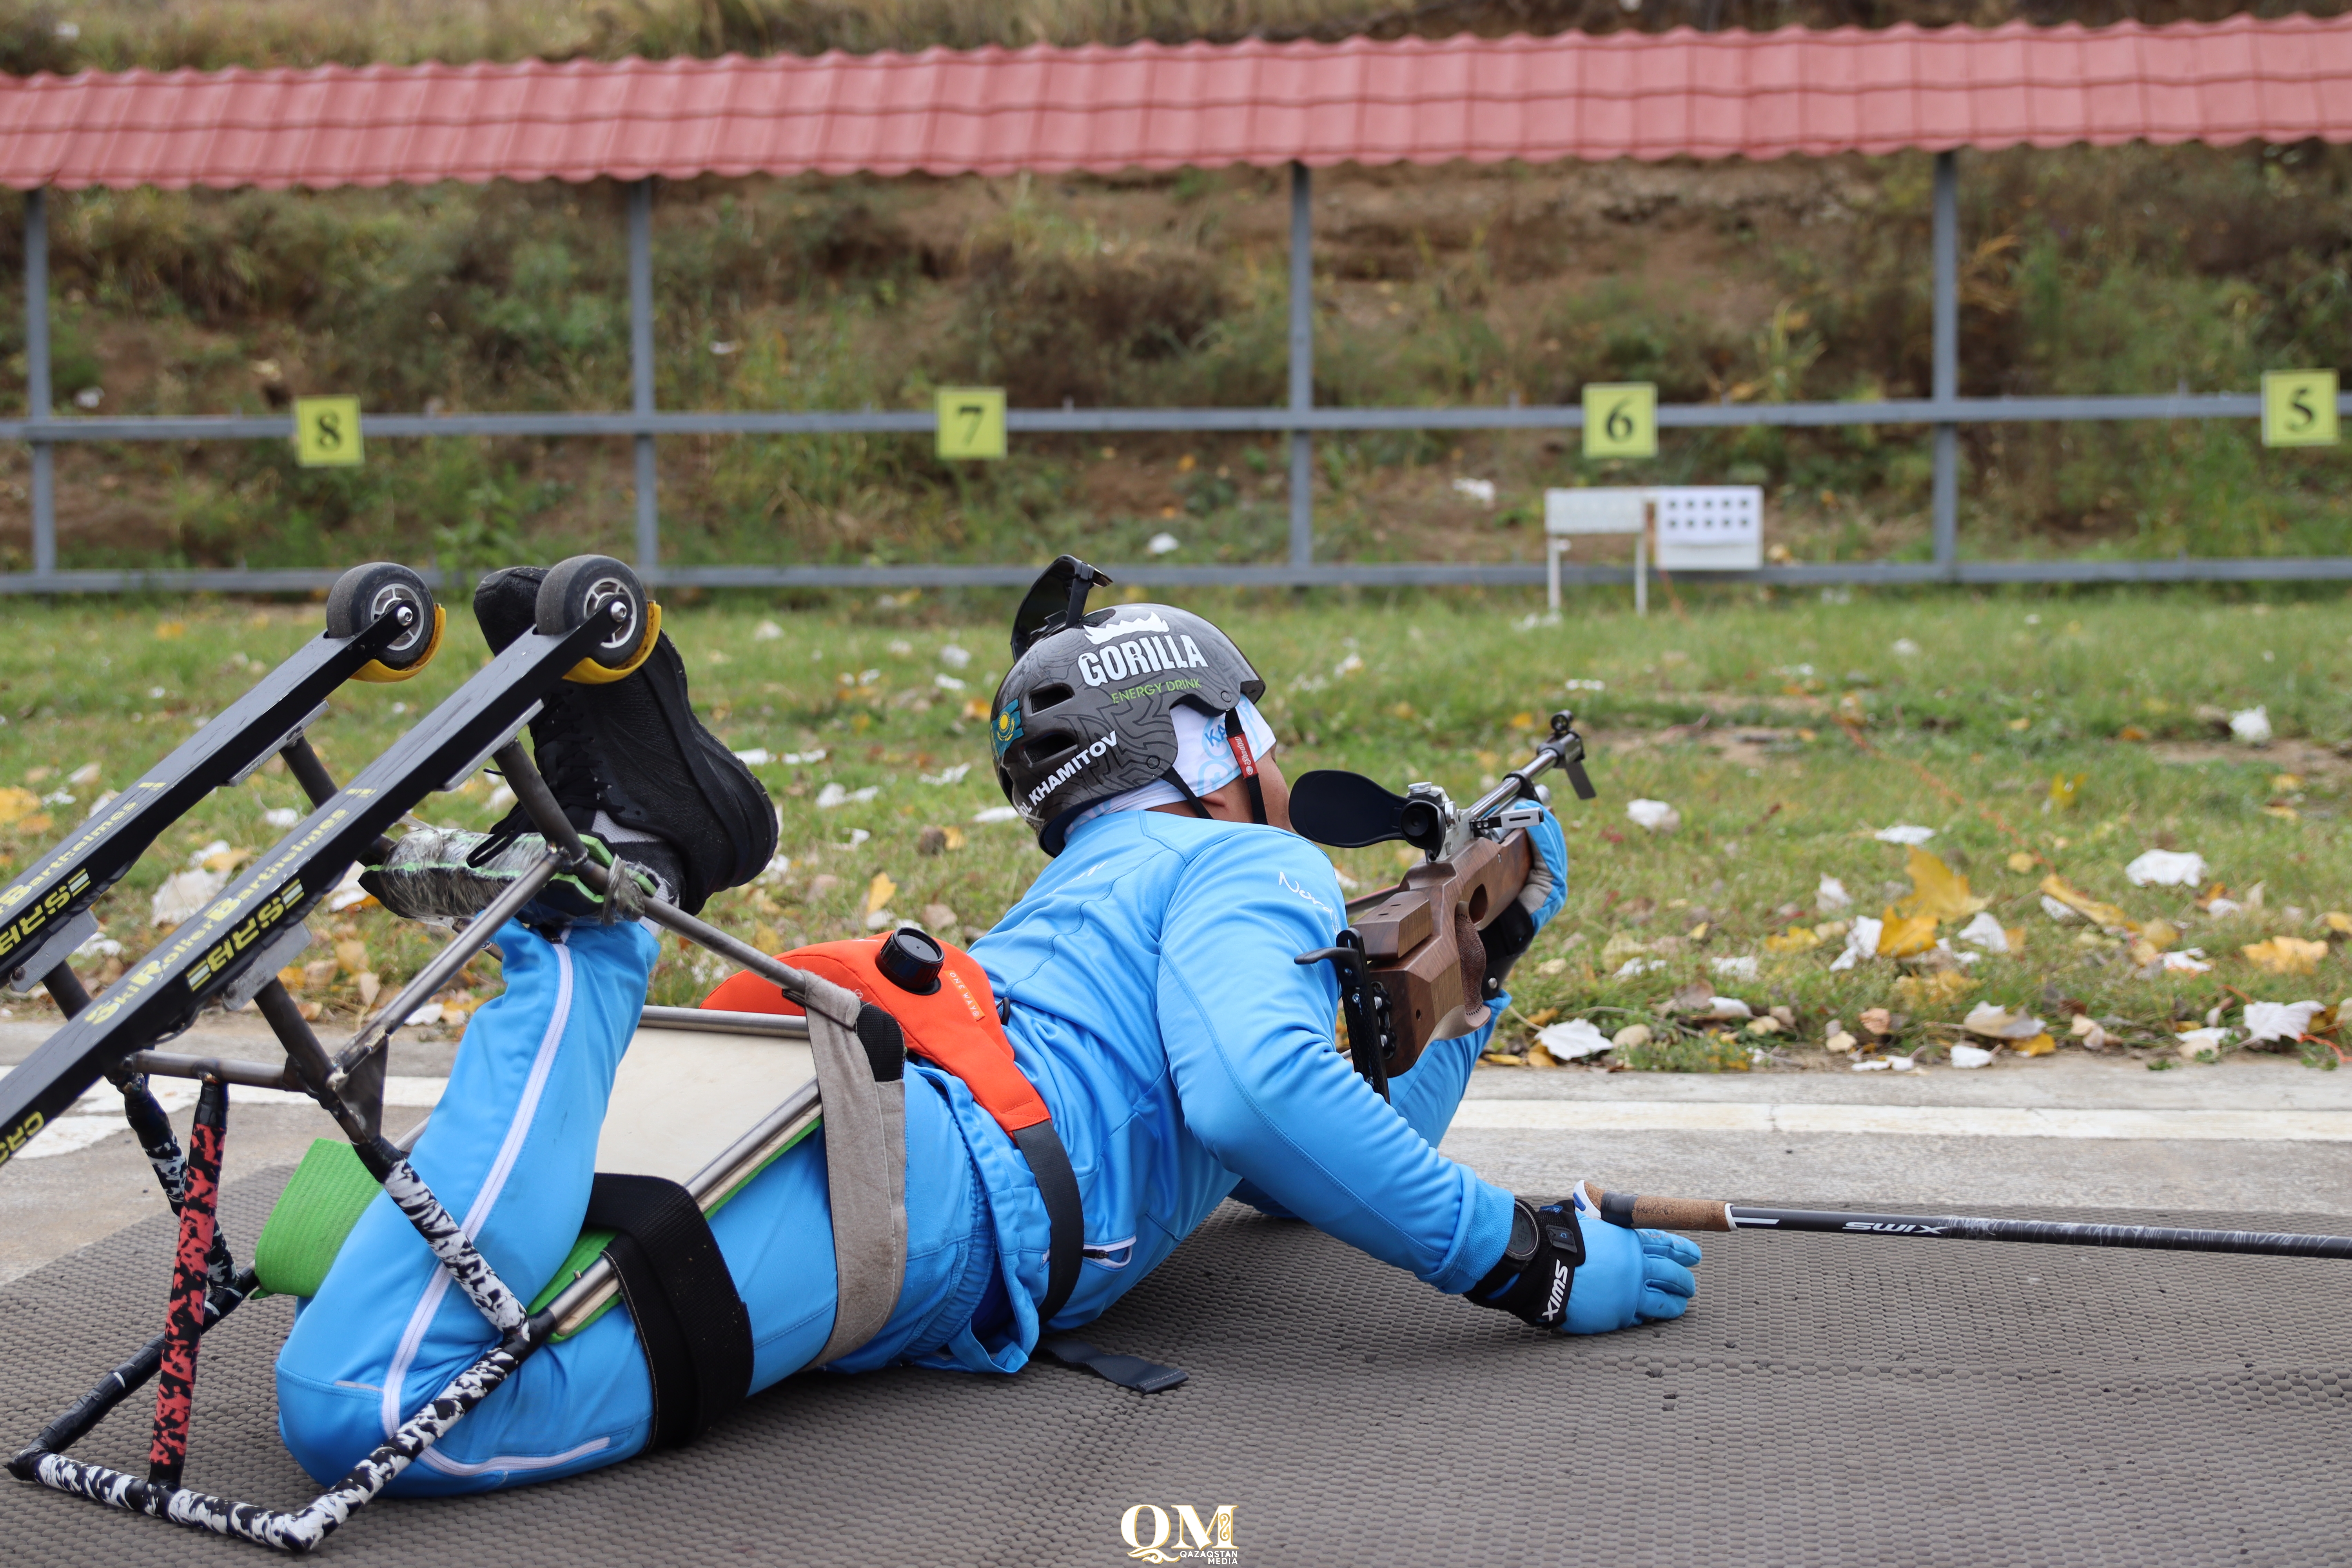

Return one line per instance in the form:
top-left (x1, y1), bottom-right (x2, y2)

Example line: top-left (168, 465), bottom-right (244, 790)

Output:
top-left (1287, 160), bottom-right (1314, 568)
top-left (1931, 150), bottom-right (1960, 580)
top-left (12, 158), bottom-right (2350, 593)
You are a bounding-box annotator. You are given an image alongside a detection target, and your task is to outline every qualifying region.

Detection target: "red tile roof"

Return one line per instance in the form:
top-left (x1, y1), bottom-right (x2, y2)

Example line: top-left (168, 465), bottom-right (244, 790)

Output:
top-left (3, 16), bottom-right (2348, 190)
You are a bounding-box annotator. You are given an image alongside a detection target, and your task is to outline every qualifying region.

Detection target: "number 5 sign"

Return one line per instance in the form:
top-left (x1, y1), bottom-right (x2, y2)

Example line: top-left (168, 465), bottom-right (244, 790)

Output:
top-left (294, 396), bottom-right (364, 468)
top-left (1583, 382), bottom-right (1657, 460)
top-left (935, 387), bottom-right (1007, 460)
top-left (2262, 370), bottom-right (2339, 448)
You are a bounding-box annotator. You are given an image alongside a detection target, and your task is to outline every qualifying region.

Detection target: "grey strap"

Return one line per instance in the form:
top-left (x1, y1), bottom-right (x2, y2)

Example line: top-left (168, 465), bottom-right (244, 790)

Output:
top-left (800, 972), bottom-right (909, 1364)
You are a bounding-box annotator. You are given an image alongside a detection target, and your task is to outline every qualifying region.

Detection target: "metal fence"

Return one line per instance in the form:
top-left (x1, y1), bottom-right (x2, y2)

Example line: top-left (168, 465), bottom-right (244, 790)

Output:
top-left (4, 154), bottom-right (2347, 597)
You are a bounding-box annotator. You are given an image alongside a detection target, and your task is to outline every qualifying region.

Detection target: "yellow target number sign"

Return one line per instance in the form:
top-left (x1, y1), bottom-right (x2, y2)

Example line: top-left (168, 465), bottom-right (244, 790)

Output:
top-left (2262, 370), bottom-right (2339, 448)
top-left (294, 396), bottom-right (365, 468)
top-left (935, 387), bottom-right (1007, 460)
top-left (1583, 382), bottom-right (1658, 460)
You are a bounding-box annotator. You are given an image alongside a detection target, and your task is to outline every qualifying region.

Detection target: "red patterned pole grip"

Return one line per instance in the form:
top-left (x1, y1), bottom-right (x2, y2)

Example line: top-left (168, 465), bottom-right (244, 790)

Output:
top-left (147, 1078), bottom-right (227, 1488)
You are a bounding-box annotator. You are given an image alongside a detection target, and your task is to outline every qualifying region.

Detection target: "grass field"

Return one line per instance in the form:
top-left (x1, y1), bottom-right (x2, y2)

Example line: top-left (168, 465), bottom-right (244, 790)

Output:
top-left (4, 584), bottom-right (2349, 1072)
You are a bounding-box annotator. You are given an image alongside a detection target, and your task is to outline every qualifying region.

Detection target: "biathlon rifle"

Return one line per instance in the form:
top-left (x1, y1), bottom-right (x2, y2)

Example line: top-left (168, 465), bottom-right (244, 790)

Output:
top-left (1291, 710), bottom-right (1595, 1097)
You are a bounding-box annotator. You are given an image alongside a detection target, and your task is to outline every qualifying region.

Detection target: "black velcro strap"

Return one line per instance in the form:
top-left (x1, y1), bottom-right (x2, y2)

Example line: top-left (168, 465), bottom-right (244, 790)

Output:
top-left (1041, 1335), bottom-right (1187, 1394)
top-left (853, 1005), bottom-right (906, 1082)
top-left (586, 1173), bottom-right (754, 1450)
top-left (1011, 1122), bottom-right (1084, 1326)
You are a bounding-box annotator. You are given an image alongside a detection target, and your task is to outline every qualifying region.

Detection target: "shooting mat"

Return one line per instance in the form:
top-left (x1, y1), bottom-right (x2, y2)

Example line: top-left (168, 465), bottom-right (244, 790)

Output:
top-left (2, 1171), bottom-right (2347, 1566)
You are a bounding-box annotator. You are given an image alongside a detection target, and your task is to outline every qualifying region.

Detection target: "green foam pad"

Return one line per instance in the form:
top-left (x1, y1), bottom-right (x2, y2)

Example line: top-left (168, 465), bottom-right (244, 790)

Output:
top-left (252, 1138), bottom-right (384, 1300)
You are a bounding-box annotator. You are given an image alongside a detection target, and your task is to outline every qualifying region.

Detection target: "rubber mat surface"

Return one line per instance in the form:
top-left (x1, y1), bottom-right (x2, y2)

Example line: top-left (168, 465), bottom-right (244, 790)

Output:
top-left (3, 1171), bottom-right (2348, 1566)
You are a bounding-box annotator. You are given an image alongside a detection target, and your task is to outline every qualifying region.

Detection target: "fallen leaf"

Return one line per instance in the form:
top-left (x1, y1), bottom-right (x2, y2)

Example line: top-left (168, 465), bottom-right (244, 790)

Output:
top-left (2117, 725), bottom-right (2150, 742)
top-left (1955, 911), bottom-right (2009, 954)
top-left (960, 697), bottom-right (989, 722)
top-left (2327, 912), bottom-right (2352, 936)
top-left (2013, 1033), bottom-right (2057, 1057)
top-left (2070, 1015), bottom-right (2112, 1050)
top-left (2245, 1000), bottom-right (2326, 1043)
top-left (1964, 1002), bottom-right (2045, 1039)
top-left (0, 786), bottom-right (37, 826)
top-left (2007, 851), bottom-right (2038, 873)
top-left (1858, 1007), bottom-right (1893, 1037)
top-left (2243, 936), bottom-right (2328, 976)
top-left (1610, 1024), bottom-right (1654, 1051)
top-left (2046, 772), bottom-right (2087, 811)
top-left (1895, 970), bottom-right (1976, 1005)
top-left (1824, 1030), bottom-right (1857, 1053)
top-left (1894, 846), bottom-right (1989, 922)
top-left (2125, 849), bottom-right (2208, 887)
top-left (1877, 909), bottom-right (1940, 957)
top-left (1763, 926), bottom-right (1821, 954)
top-left (2138, 918), bottom-right (2180, 951)
top-left (334, 938), bottom-right (370, 975)
top-left (2039, 874), bottom-right (2135, 933)
top-left (866, 872), bottom-right (897, 915)
top-left (1686, 921), bottom-right (1711, 942)
top-left (1536, 1019), bottom-right (1613, 1060)
top-left (1480, 1051), bottom-right (1526, 1067)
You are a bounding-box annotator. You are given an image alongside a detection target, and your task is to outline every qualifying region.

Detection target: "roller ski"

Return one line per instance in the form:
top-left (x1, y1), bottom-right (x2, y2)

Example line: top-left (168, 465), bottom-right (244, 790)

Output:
top-left (0, 561), bottom-right (442, 1022)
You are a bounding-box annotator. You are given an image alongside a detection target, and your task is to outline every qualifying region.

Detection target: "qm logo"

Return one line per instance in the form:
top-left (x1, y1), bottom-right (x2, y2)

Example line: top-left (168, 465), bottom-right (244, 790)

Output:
top-left (1120, 1503), bottom-right (1236, 1564)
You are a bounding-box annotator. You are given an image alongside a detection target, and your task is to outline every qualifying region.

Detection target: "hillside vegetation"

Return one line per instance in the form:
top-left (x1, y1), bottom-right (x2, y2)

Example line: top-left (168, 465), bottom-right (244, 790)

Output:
top-left (0, 0), bottom-right (2347, 575)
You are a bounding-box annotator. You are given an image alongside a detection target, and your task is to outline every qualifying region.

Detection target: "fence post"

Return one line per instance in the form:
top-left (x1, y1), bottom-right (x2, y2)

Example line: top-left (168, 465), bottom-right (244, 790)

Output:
top-left (24, 187), bottom-right (53, 581)
top-left (1287, 161), bottom-right (1314, 568)
top-left (628, 178), bottom-right (659, 577)
top-left (1931, 149), bottom-right (1958, 579)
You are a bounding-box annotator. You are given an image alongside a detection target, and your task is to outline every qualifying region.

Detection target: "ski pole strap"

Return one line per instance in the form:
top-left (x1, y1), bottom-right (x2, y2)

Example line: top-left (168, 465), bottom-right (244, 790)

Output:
top-left (805, 975), bottom-right (910, 1365)
top-left (1040, 1335), bottom-right (1187, 1394)
top-left (585, 1173), bottom-right (753, 1449)
top-left (1012, 1122), bottom-right (1085, 1325)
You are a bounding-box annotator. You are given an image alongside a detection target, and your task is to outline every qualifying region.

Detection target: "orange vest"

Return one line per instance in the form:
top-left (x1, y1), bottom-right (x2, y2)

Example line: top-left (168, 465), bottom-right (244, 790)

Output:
top-left (700, 936), bottom-right (1050, 1136)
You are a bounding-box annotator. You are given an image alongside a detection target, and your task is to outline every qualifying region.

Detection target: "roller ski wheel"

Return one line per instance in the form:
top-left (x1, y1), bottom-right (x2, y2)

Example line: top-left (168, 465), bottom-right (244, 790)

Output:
top-left (535, 555), bottom-right (655, 681)
top-left (325, 562), bottom-right (442, 681)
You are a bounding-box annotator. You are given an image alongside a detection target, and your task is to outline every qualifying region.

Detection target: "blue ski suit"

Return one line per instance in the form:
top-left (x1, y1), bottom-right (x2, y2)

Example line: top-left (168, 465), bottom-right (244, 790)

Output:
top-left (275, 807), bottom-right (1566, 1493)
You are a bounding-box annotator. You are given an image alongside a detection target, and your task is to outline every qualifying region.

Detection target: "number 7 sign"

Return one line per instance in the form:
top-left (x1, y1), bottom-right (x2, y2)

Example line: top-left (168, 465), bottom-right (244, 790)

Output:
top-left (935, 387), bottom-right (1007, 460)
top-left (2262, 370), bottom-right (2339, 448)
top-left (1582, 382), bottom-right (1658, 459)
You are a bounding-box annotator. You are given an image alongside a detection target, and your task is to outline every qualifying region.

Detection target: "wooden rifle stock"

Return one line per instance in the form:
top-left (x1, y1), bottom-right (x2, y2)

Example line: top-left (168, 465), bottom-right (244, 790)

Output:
top-left (1343, 829), bottom-right (1534, 1073)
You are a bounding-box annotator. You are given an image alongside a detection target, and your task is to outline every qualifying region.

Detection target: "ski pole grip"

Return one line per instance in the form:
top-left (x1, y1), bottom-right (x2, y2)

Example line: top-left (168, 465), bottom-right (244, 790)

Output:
top-left (1588, 1185), bottom-right (1734, 1233)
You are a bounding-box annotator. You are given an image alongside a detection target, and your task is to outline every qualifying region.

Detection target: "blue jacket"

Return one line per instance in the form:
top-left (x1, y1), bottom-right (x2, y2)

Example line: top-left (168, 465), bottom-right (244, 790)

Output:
top-left (929, 806), bottom-right (1566, 1371)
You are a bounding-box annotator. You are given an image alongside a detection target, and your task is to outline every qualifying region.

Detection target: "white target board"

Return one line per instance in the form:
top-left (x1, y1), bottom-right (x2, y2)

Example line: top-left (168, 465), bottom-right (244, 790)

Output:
top-left (1651, 486), bottom-right (1764, 571)
top-left (1543, 487), bottom-right (1648, 536)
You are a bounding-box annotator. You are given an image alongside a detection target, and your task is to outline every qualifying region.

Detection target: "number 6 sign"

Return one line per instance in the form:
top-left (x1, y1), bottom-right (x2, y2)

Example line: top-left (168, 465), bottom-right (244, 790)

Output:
top-left (1582, 382), bottom-right (1657, 459)
top-left (935, 386), bottom-right (1007, 460)
top-left (2261, 370), bottom-right (2339, 448)
top-left (293, 396), bottom-right (364, 468)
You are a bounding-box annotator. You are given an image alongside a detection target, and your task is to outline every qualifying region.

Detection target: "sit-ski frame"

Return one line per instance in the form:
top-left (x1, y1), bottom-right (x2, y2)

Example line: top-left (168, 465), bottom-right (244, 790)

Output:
top-left (5, 578), bottom-right (859, 1553)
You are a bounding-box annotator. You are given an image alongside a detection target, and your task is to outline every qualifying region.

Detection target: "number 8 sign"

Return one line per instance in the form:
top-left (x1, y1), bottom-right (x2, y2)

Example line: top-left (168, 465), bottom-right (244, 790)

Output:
top-left (1582, 382), bottom-right (1657, 459)
top-left (294, 396), bottom-right (365, 468)
top-left (935, 387), bottom-right (1007, 460)
top-left (2261, 370), bottom-right (2339, 448)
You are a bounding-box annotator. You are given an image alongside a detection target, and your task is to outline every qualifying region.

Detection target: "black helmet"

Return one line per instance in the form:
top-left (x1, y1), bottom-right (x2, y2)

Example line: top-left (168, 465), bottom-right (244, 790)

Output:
top-left (991, 556), bottom-right (1266, 855)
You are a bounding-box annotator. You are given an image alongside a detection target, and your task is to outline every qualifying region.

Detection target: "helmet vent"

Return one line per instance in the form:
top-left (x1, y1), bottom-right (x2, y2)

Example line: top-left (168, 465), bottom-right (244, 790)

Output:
top-left (1031, 682), bottom-right (1076, 711)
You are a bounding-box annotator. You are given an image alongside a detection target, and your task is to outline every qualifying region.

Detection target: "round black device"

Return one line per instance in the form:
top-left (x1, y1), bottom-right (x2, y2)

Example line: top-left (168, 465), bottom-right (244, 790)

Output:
top-left (877, 927), bottom-right (944, 995)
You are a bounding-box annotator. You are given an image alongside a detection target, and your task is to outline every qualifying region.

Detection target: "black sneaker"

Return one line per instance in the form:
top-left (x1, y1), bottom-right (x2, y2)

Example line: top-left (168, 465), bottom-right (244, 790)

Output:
top-left (469, 566), bottom-right (776, 915)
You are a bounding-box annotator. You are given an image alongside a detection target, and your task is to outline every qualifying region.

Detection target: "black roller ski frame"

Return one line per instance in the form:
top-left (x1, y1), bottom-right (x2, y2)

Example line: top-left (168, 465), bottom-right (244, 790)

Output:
top-left (0, 559), bottom-right (640, 1172)
top-left (0, 562), bottom-right (441, 1028)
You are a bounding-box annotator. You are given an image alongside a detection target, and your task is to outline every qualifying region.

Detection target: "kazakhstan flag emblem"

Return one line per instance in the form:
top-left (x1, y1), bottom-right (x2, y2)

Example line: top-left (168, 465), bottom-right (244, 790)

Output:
top-left (992, 701), bottom-right (1023, 757)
